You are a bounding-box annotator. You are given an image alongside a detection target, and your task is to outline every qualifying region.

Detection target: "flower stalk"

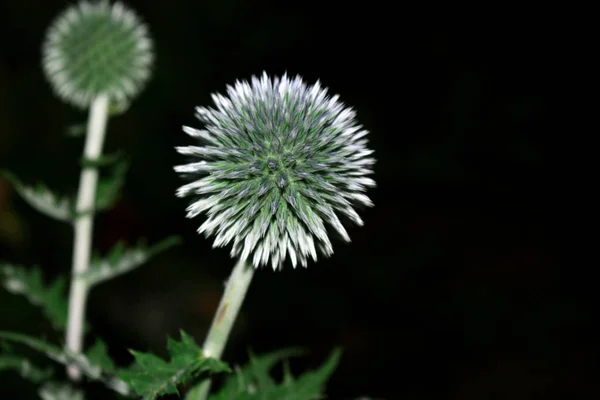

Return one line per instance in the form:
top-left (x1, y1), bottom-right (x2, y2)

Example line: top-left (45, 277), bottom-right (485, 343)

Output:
top-left (176, 73), bottom-right (376, 398)
top-left (195, 258), bottom-right (255, 399)
top-left (65, 93), bottom-right (109, 380)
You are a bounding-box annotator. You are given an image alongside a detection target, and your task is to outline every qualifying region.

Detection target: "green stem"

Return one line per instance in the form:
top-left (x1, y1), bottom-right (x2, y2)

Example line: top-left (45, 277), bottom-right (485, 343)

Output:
top-left (65, 93), bottom-right (109, 380)
top-left (194, 258), bottom-right (255, 400)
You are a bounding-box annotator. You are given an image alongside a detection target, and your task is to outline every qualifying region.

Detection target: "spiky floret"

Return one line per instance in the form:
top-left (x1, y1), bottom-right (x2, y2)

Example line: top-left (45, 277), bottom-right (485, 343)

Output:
top-left (175, 73), bottom-right (376, 270)
top-left (42, 1), bottom-right (153, 109)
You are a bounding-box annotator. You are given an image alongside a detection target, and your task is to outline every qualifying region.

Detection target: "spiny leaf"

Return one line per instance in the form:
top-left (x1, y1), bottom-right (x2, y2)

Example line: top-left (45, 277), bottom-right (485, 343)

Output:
top-left (247, 348), bottom-right (306, 392)
top-left (0, 264), bottom-right (68, 331)
top-left (2, 160), bottom-right (128, 221)
top-left (0, 331), bottom-right (130, 396)
top-left (186, 349), bottom-right (305, 400)
top-left (1, 171), bottom-right (72, 222)
top-left (94, 159), bottom-right (130, 213)
top-left (81, 236), bottom-right (182, 288)
top-left (206, 348), bottom-right (341, 400)
top-left (38, 382), bottom-right (85, 400)
top-left (185, 349), bottom-right (306, 400)
top-left (86, 339), bottom-right (116, 375)
top-left (0, 353), bottom-right (53, 383)
top-left (120, 330), bottom-right (231, 400)
top-left (207, 348), bottom-right (304, 398)
top-left (269, 348), bottom-right (341, 400)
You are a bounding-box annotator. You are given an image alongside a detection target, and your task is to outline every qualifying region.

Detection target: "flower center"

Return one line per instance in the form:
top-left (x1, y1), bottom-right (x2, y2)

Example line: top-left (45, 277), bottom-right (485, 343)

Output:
top-left (261, 154), bottom-right (297, 188)
top-left (267, 158), bottom-right (279, 171)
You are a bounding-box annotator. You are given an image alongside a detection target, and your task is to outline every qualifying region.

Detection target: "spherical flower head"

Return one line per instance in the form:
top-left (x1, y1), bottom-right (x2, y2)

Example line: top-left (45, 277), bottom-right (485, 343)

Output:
top-left (175, 73), bottom-right (376, 270)
top-left (42, 1), bottom-right (153, 109)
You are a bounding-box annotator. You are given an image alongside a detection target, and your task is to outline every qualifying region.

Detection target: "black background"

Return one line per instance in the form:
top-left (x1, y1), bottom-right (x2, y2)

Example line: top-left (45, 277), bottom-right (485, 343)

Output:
top-left (0, 1), bottom-right (585, 399)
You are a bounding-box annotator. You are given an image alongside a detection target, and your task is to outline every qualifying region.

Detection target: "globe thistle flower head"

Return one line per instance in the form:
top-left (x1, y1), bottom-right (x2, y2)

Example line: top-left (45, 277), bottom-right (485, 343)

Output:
top-left (42, 1), bottom-right (153, 109)
top-left (175, 73), bottom-right (376, 270)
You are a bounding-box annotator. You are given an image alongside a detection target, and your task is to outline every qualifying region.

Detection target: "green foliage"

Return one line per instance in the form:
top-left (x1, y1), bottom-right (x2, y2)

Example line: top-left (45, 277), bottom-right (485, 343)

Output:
top-left (85, 339), bottom-right (117, 375)
top-left (2, 159), bottom-right (130, 223)
top-left (93, 160), bottom-right (130, 214)
top-left (209, 348), bottom-right (305, 398)
top-left (203, 348), bottom-right (341, 400)
top-left (0, 352), bottom-right (53, 383)
top-left (0, 331), bottom-right (130, 396)
top-left (119, 331), bottom-right (231, 400)
top-left (1, 171), bottom-right (72, 222)
top-left (38, 382), bottom-right (85, 400)
top-left (0, 264), bottom-right (68, 331)
top-left (81, 236), bottom-right (182, 288)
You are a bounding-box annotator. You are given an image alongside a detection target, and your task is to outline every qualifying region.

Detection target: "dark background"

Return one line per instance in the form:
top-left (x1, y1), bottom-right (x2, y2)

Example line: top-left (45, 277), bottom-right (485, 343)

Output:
top-left (0, 1), bottom-right (585, 399)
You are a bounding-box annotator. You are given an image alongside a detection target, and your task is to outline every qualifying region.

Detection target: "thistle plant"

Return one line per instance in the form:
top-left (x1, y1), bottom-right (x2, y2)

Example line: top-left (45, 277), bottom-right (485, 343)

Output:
top-left (41, 0), bottom-right (154, 380)
top-left (2, 0), bottom-right (184, 394)
top-left (0, 2), bottom-right (379, 399)
top-left (175, 72), bottom-right (375, 398)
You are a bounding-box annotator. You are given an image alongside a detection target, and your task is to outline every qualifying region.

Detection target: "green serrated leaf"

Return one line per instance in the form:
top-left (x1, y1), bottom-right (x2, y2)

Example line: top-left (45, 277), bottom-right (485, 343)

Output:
top-left (94, 160), bottom-right (130, 213)
top-left (120, 331), bottom-right (231, 400)
top-left (207, 348), bottom-right (341, 400)
top-left (86, 339), bottom-right (116, 375)
top-left (1, 171), bottom-right (72, 222)
top-left (248, 348), bottom-right (306, 393)
top-left (0, 331), bottom-right (130, 396)
top-left (2, 161), bottom-right (129, 221)
top-left (269, 348), bottom-right (342, 400)
top-left (217, 348), bottom-right (304, 397)
top-left (38, 381), bottom-right (85, 400)
top-left (0, 264), bottom-right (68, 331)
top-left (0, 353), bottom-right (54, 383)
top-left (108, 241), bottom-right (127, 266)
top-left (81, 236), bottom-right (182, 288)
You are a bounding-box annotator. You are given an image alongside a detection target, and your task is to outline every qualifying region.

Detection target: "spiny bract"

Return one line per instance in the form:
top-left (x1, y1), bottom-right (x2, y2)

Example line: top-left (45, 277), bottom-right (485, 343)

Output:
top-left (42, 0), bottom-right (153, 109)
top-left (175, 73), bottom-right (376, 270)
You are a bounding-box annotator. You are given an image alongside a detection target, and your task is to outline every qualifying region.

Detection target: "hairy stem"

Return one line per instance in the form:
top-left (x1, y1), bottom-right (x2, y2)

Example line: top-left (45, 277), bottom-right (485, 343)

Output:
top-left (194, 258), bottom-right (255, 399)
top-left (65, 93), bottom-right (109, 380)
